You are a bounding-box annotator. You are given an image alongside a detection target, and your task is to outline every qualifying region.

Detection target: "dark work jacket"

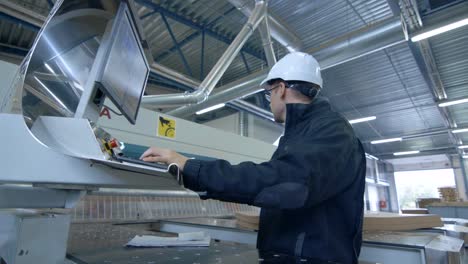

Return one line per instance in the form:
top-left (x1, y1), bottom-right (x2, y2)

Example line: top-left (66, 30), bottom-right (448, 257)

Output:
top-left (183, 97), bottom-right (366, 264)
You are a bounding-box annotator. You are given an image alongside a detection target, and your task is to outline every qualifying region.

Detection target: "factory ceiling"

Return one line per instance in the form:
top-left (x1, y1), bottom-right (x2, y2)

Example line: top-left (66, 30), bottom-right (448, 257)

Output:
top-left (0, 0), bottom-right (467, 161)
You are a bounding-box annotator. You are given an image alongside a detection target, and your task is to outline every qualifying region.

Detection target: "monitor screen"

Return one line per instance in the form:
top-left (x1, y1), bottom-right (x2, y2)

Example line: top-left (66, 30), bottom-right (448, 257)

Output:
top-left (96, 3), bottom-right (149, 124)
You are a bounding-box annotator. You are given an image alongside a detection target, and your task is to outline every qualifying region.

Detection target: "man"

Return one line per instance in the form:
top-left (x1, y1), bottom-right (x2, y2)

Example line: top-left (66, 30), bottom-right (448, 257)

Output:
top-left (141, 52), bottom-right (366, 263)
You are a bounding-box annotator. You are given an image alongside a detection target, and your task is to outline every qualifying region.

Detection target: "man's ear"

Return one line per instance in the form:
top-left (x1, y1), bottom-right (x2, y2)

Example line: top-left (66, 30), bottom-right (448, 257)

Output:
top-left (278, 82), bottom-right (287, 99)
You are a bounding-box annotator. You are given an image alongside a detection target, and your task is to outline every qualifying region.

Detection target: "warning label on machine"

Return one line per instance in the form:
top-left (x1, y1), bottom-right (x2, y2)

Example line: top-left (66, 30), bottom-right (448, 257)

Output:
top-left (157, 116), bottom-right (176, 139)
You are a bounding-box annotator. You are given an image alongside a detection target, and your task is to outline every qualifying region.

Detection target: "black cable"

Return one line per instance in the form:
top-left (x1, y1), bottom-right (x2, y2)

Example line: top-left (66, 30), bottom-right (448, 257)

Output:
top-left (103, 104), bottom-right (124, 116)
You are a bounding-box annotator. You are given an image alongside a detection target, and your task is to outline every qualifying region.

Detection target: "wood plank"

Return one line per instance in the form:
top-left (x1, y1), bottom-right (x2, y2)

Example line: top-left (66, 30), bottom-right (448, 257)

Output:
top-left (236, 220), bottom-right (259, 231)
top-left (363, 212), bottom-right (443, 231)
top-left (235, 211), bottom-right (260, 225)
top-left (401, 208), bottom-right (428, 214)
top-left (233, 211), bottom-right (444, 231)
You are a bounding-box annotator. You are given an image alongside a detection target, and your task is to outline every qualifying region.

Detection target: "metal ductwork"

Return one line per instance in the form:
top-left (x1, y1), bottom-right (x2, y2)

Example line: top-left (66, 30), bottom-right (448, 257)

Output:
top-left (141, 0), bottom-right (267, 108)
top-left (151, 62), bottom-right (200, 89)
top-left (149, 62), bottom-right (274, 121)
top-left (0, 1), bottom-right (273, 123)
top-left (258, 18), bottom-right (277, 67)
top-left (310, 17), bottom-right (407, 70)
top-left (230, 1), bottom-right (278, 68)
top-left (167, 69), bottom-right (268, 117)
top-left (229, 99), bottom-right (274, 121)
top-left (5, 0), bottom-right (408, 123)
top-left (226, 0), bottom-right (303, 52)
top-left (166, 17), bottom-right (407, 118)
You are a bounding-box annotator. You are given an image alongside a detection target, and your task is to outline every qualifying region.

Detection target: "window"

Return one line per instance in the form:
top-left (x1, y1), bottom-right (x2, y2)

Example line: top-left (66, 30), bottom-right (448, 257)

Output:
top-left (394, 169), bottom-right (455, 209)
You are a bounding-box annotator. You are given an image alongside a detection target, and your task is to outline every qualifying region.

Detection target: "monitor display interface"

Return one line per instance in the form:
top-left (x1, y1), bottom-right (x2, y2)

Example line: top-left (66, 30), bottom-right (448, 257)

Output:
top-left (96, 3), bottom-right (149, 124)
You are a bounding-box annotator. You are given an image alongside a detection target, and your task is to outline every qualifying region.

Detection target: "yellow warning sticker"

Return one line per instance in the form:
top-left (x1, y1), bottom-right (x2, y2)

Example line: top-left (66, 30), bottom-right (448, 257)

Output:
top-left (157, 116), bottom-right (176, 139)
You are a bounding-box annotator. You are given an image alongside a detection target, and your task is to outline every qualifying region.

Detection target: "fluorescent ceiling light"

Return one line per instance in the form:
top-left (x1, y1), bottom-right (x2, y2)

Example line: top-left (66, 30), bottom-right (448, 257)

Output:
top-left (195, 103), bottom-right (226, 115)
top-left (44, 63), bottom-right (56, 74)
top-left (463, 155), bottom-right (468, 159)
top-left (438, 98), bottom-right (468, 107)
top-left (452, 128), bottom-right (468, 134)
top-left (349, 116), bottom-right (376, 124)
top-left (411, 18), bottom-right (468, 42)
top-left (458, 145), bottom-right (468, 149)
top-left (371, 138), bottom-right (402, 144)
top-left (394, 150), bottom-right (420, 156)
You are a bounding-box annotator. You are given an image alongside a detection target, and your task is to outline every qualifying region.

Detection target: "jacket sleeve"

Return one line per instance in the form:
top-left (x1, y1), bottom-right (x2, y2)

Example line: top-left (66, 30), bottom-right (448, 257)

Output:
top-left (182, 120), bottom-right (363, 210)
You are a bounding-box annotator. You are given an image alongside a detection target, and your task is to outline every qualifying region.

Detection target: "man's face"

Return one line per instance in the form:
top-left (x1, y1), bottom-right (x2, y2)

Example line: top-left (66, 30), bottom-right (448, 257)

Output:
top-left (265, 82), bottom-right (286, 123)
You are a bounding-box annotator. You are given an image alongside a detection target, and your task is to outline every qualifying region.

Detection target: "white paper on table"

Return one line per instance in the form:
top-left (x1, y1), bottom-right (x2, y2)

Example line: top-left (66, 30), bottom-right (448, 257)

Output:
top-left (178, 231), bottom-right (206, 241)
top-left (125, 232), bottom-right (211, 247)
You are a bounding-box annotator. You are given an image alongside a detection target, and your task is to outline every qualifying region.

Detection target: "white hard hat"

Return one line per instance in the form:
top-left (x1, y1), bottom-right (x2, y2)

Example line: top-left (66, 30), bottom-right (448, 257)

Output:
top-left (260, 52), bottom-right (323, 88)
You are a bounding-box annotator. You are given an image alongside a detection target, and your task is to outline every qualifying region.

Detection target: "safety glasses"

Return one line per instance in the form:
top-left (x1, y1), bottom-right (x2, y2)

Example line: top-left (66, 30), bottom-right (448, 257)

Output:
top-left (264, 84), bottom-right (281, 102)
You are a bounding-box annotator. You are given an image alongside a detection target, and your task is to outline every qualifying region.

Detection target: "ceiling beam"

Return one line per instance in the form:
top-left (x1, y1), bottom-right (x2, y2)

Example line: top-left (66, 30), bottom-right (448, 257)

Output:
top-left (154, 7), bottom-right (237, 63)
top-left (135, 0), bottom-right (265, 61)
top-left (0, 0), bottom-right (45, 28)
top-left (226, 0), bottom-right (303, 52)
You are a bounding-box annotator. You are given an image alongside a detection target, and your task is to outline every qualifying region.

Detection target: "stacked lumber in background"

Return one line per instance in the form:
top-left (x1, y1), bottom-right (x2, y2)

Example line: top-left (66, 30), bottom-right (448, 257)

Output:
top-left (438, 186), bottom-right (459, 202)
top-left (417, 198), bottom-right (442, 208)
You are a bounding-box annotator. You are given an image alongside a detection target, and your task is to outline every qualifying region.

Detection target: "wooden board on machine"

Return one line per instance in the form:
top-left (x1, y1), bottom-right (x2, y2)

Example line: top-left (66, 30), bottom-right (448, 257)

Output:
top-left (235, 211), bottom-right (260, 231)
top-left (236, 220), bottom-right (260, 231)
top-left (363, 212), bottom-right (443, 231)
top-left (401, 208), bottom-right (429, 214)
top-left (235, 211), bottom-right (260, 224)
top-left (235, 211), bottom-right (443, 231)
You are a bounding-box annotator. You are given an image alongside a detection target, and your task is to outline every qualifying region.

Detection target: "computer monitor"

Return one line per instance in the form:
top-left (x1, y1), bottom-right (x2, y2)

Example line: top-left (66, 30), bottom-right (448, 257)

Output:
top-left (95, 2), bottom-right (149, 125)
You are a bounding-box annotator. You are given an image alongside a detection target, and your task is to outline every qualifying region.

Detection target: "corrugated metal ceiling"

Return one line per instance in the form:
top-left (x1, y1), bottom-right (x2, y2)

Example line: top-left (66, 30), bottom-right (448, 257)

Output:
top-left (323, 42), bottom-right (446, 141)
top-left (430, 26), bottom-right (468, 126)
top-left (269, 0), bottom-right (393, 50)
top-left (135, 0), bottom-right (269, 82)
top-left (0, 20), bottom-right (35, 50)
top-left (0, 0), bottom-right (47, 50)
top-left (13, 0), bottom-right (49, 16)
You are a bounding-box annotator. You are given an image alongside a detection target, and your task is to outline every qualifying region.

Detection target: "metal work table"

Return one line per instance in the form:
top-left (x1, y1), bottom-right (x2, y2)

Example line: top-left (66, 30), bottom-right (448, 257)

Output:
top-left (442, 218), bottom-right (468, 227)
top-left (155, 217), bottom-right (258, 245)
top-left (67, 217), bottom-right (466, 264)
top-left (425, 224), bottom-right (468, 263)
top-left (144, 217), bottom-right (466, 264)
top-left (67, 223), bottom-right (258, 264)
top-left (360, 230), bottom-right (464, 263)
top-left (436, 225), bottom-right (468, 244)
top-left (67, 223), bottom-right (361, 264)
